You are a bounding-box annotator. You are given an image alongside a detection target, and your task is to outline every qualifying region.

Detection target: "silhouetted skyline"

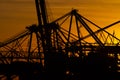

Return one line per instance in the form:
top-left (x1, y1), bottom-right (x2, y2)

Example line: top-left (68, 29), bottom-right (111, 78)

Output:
top-left (0, 0), bottom-right (120, 80)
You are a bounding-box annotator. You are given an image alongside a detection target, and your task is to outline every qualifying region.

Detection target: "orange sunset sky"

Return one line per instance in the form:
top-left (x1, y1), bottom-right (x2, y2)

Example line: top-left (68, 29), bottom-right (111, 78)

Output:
top-left (0, 0), bottom-right (120, 41)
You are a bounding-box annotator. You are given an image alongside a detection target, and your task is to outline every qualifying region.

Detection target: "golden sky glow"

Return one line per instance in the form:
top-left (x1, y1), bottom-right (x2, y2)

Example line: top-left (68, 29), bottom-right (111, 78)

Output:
top-left (0, 0), bottom-right (120, 41)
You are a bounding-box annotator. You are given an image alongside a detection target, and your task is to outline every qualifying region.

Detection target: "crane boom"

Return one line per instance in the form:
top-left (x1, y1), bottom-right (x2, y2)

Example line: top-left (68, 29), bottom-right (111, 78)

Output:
top-left (35, 0), bottom-right (48, 25)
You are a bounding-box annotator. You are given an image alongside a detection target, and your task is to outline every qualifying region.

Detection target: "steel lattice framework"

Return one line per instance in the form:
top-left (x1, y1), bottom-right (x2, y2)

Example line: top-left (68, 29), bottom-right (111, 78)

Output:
top-left (0, 0), bottom-right (120, 80)
top-left (0, 9), bottom-right (120, 64)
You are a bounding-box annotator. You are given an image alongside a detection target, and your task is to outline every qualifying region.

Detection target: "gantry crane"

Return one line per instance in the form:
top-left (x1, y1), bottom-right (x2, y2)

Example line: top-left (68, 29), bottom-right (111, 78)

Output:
top-left (0, 0), bottom-right (120, 80)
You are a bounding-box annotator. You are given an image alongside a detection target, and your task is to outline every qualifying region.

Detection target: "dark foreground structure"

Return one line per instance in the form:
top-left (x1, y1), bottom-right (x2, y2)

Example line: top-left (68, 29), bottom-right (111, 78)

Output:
top-left (0, 0), bottom-right (120, 80)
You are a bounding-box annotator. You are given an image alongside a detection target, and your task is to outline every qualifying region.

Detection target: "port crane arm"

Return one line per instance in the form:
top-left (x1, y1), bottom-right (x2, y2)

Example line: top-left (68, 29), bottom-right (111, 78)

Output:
top-left (75, 12), bottom-right (104, 47)
top-left (79, 20), bottom-right (120, 41)
top-left (35, 0), bottom-right (48, 25)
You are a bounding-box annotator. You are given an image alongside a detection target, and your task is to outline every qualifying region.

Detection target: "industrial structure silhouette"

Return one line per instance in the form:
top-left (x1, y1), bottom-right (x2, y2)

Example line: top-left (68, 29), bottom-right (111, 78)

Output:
top-left (0, 0), bottom-right (120, 80)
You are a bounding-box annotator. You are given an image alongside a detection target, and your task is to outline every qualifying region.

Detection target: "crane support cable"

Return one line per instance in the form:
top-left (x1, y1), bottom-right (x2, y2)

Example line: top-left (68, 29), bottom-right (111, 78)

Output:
top-left (0, 30), bottom-right (30, 47)
top-left (80, 19), bottom-right (120, 41)
top-left (75, 12), bottom-right (104, 47)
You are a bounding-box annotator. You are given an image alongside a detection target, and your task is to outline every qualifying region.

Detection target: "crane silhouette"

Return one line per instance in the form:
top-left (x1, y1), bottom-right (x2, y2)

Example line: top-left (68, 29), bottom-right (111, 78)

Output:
top-left (0, 0), bottom-right (120, 80)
